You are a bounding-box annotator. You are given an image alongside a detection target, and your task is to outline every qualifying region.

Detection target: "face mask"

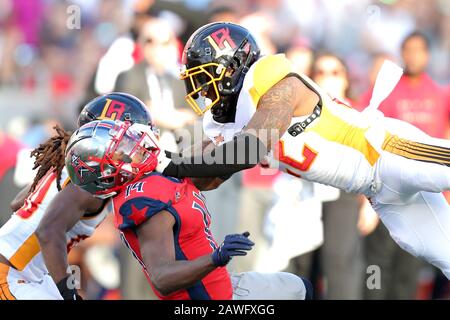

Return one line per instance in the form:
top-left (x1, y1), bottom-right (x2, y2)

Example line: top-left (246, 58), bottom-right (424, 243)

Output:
top-left (317, 77), bottom-right (347, 99)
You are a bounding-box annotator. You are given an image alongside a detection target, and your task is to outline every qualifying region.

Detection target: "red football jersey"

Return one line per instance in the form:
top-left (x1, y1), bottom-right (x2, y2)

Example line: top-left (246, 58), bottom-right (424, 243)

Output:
top-left (112, 173), bottom-right (232, 300)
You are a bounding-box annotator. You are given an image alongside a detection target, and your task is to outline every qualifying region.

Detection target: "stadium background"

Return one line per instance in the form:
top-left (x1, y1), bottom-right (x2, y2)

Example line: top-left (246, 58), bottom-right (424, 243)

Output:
top-left (0, 0), bottom-right (449, 299)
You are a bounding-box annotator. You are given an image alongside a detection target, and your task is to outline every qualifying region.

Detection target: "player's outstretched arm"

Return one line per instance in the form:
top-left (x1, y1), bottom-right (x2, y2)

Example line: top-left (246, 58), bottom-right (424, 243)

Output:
top-left (161, 132), bottom-right (267, 179)
top-left (157, 77), bottom-right (318, 181)
top-left (167, 137), bottom-right (231, 190)
top-left (35, 183), bottom-right (104, 298)
top-left (190, 177), bottom-right (226, 191)
top-left (136, 210), bottom-right (254, 296)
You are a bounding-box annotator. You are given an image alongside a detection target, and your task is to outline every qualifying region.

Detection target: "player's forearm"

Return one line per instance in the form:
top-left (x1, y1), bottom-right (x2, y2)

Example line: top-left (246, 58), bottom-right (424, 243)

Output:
top-left (10, 184), bottom-right (31, 212)
top-left (36, 187), bottom-right (93, 284)
top-left (150, 254), bottom-right (217, 296)
top-left (36, 227), bottom-right (69, 283)
top-left (179, 136), bottom-right (215, 156)
top-left (162, 133), bottom-right (266, 178)
top-left (190, 177), bottom-right (227, 191)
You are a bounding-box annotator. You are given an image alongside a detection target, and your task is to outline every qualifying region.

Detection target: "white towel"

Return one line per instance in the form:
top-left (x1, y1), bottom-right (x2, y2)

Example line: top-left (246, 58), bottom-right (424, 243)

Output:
top-left (365, 59), bottom-right (403, 113)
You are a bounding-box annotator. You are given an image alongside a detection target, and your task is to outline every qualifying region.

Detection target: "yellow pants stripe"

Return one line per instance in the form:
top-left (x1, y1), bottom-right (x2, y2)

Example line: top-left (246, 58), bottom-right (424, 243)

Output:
top-left (386, 143), bottom-right (450, 163)
top-left (383, 135), bottom-right (450, 166)
top-left (399, 140), bottom-right (450, 156)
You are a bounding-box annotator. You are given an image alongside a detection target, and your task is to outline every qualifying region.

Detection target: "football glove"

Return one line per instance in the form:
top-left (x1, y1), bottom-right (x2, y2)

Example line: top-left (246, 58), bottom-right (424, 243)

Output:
top-left (212, 231), bottom-right (254, 267)
top-left (56, 276), bottom-right (83, 300)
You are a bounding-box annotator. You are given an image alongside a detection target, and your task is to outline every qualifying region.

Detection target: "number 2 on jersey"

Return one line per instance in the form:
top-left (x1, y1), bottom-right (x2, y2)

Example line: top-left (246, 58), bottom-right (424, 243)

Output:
top-left (277, 140), bottom-right (318, 174)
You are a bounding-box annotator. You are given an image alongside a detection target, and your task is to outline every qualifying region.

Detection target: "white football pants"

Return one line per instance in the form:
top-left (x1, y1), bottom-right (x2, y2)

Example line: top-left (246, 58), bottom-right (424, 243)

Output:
top-left (370, 118), bottom-right (450, 279)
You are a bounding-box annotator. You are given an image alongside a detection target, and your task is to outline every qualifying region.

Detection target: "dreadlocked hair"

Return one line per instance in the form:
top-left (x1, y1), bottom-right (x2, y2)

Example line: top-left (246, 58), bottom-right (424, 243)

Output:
top-left (29, 125), bottom-right (72, 193)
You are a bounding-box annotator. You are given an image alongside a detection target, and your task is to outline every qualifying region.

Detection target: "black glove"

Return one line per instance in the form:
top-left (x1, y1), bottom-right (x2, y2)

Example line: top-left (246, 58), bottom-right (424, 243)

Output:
top-left (212, 231), bottom-right (254, 267)
top-left (56, 276), bottom-right (83, 300)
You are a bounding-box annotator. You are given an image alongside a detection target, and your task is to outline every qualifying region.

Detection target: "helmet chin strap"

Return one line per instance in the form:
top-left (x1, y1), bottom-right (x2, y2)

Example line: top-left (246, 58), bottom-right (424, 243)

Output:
top-left (212, 65), bottom-right (247, 123)
top-left (211, 94), bottom-right (238, 123)
top-left (94, 191), bottom-right (117, 199)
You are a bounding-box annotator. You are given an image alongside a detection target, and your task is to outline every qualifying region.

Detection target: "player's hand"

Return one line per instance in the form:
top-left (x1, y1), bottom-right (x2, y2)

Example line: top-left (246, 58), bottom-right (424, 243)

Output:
top-left (212, 231), bottom-right (254, 267)
top-left (56, 276), bottom-right (84, 300)
top-left (357, 198), bottom-right (379, 236)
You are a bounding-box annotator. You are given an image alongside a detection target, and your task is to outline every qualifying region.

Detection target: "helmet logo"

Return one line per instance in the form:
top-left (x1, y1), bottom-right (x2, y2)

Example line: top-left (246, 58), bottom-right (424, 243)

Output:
top-left (206, 28), bottom-right (236, 58)
top-left (71, 153), bottom-right (95, 183)
top-left (99, 99), bottom-right (126, 121)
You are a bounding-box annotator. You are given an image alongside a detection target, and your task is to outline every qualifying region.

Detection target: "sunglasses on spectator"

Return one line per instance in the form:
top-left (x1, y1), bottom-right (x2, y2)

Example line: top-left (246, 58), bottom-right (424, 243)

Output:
top-left (143, 37), bottom-right (172, 46)
top-left (315, 68), bottom-right (345, 76)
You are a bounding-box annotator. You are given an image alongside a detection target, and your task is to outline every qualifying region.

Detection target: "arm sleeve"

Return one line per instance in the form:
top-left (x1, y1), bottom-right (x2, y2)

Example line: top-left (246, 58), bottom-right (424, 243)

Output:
top-left (118, 196), bottom-right (169, 231)
top-left (161, 132), bottom-right (268, 178)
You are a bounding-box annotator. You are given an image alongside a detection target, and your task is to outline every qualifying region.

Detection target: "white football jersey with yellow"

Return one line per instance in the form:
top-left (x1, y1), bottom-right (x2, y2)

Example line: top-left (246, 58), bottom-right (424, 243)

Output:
top-left (0, 167), bottom-right (110, 283)
top-left (206, 54), bottom-right (450, 281)
top-left (203, 54), bottom-right (387, 194)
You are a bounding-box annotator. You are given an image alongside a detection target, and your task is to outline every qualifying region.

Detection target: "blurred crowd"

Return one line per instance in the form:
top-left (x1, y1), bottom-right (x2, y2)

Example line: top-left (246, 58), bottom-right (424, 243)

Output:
top-left (1, 0), bottom-right (450, 299)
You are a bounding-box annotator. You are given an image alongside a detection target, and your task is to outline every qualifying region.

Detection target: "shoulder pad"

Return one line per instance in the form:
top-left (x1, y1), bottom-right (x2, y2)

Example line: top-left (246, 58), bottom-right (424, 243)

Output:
top-left (246, 54), bottom-right (293, 106)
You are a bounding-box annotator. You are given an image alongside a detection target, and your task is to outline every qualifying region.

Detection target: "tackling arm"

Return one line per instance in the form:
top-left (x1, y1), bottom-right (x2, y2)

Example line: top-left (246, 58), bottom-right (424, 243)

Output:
top-left (190, 177), bottom-right (226, 191)
top-left (159, 136), bottom-right (229, 190)
top-left (160, 77), bottom-right (316, 180)
top-left (162, 132), bottom-right (266, 178)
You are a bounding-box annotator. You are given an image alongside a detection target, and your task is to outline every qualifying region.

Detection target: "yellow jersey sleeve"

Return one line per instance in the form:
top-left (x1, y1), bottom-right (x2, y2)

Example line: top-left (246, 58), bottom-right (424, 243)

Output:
top-left (248, 54), bottom-right (293, 107)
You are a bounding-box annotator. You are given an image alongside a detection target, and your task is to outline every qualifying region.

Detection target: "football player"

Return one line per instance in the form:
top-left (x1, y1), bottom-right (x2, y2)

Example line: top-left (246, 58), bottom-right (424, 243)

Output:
top-left (176, 22), bottom-right (450, 279)
top-left (32, 92), bottom-right (259, 300)
top-left (3, 90), bottom-right (264, 300)
top-left (65, 119), bottom-right (312, 300)
top-left (0, 93), bottom-right (163, 300)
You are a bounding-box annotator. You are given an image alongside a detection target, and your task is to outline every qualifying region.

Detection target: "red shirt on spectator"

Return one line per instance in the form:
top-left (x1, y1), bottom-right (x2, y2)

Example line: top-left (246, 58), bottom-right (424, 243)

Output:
top-left (358, 73), bottom-right (450, 138)
top-left (242, 166), bottom-right (280, 188)
top-left (0, 133), bottom-right (23, 182)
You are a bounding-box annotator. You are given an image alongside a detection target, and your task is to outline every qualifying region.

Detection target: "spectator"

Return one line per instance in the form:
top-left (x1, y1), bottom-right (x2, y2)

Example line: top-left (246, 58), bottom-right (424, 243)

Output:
top-left (113, 16), bottom-right (196, 300)
top-left (0, 131), bottom-right (23, 226)
top-left (359, 31), bottom-right (450, 138)
top-left (285, 39), bottom-right (314, 77)
top-left (312, 53), bottom-right (351, 101)
top-left (314, 53), bottom-right (365, 300)
top-left (114, 17), bottom-right (195, 151)
top-left (239, 11), bottom-right (277, 55)
top-left (286, 53), bottom-right (365, 299)
top-left (207, 5), bottom-right (240, 23)
top-left (91, 1), bottom-right (155, 97)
